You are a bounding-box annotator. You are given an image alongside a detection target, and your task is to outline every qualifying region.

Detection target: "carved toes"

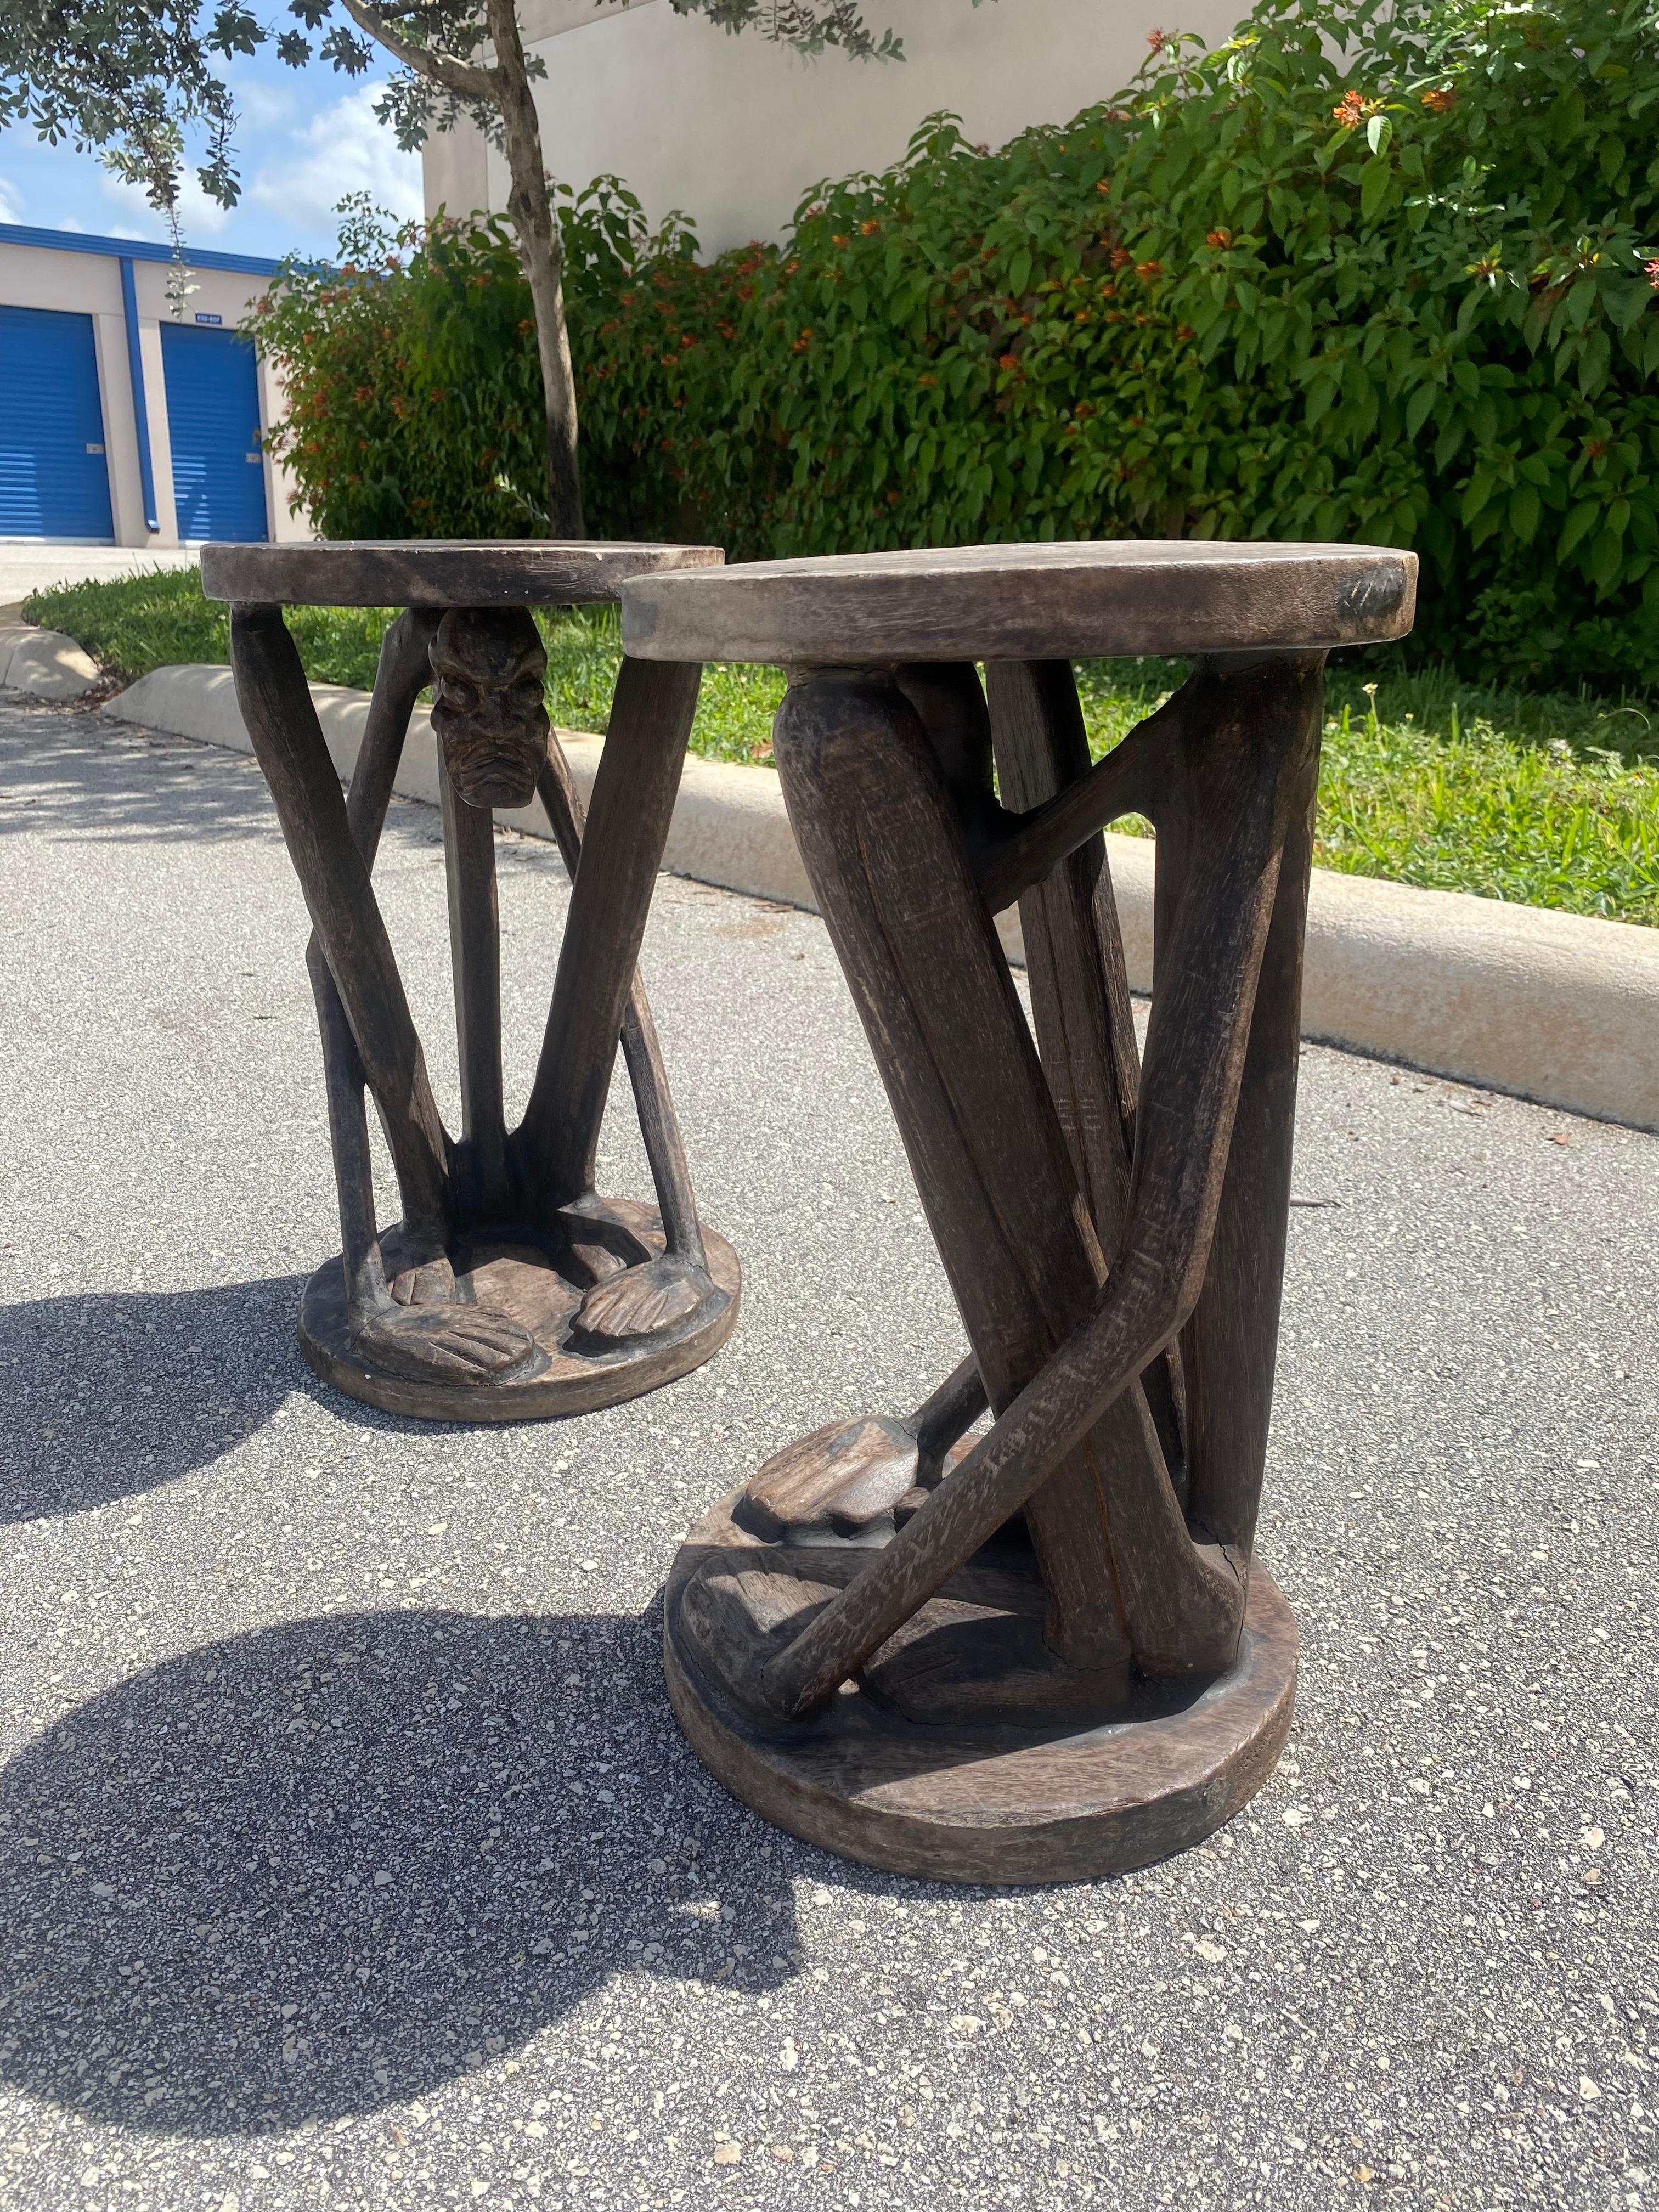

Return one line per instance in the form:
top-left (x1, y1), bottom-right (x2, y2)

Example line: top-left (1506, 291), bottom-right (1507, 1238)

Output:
top-left (389, 1253), bottom-right (458, 1307)
top-left (737, 1417), bottom-right (923, 1545)
top-left (573, 1256), bottom-right (716, 1346)
top-left (353, 1305), bottom-right (543, 1385)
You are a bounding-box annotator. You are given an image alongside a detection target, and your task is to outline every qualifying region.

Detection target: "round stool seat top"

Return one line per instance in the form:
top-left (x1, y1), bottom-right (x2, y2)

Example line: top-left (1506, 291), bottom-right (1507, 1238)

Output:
top-left (201, 538), bottom-right (723, 608)
top-left (622, 539), bottom-right (1415, 665)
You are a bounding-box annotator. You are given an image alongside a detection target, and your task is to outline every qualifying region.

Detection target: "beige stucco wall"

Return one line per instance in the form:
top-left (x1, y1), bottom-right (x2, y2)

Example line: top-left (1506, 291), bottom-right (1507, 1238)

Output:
top-left (424, 0), bottom-right (1249, 252)
top-left (0, 242), bottom-right (307, 548)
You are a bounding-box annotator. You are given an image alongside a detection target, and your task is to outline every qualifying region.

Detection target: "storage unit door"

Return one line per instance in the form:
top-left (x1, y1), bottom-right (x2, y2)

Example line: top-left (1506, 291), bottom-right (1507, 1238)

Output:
top-left (160, 324), bottom-right (269, 543)
top-left (0, 304), bottom-right (116, 540)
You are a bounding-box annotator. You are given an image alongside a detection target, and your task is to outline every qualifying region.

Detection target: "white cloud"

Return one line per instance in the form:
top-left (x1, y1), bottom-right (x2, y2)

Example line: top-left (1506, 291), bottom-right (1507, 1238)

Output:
top-left (251, 82), bottom-right (424, 242)
top-left (231, 80), bottom-right (300, 131)
top-left (0, 177), bottom-right (23, 223)
top-left (99, 167), bottom-right (233, 239)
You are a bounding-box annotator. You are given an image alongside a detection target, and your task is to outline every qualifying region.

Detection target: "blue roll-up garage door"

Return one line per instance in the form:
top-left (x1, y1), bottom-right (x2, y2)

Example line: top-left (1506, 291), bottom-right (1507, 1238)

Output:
top-left (0, 304), bottom-right (115, 540)
top-left (160, 324), bottom-right (268, 543)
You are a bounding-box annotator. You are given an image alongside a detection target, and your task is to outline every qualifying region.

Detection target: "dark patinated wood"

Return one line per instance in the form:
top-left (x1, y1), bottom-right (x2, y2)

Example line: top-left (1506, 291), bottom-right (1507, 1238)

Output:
top-left (663, 1486), bottom-right (1297, 1886)
top-left (202, 537), bottom-right (721, 610)
top-left (770, 666), bottom-right (1132, 1680)
top-left (736, 1352), bottom-right (988, 1548)
top-left (439, 751), bottom-right (511, 1223)
top-left (640, 535), bottom-right (1414, 1883)
top-left (231, 603), bottom-right (454, 1243)
top-left (518, 656), bottom-right (702, 1207)
top-left (212, 539), bottom-right (738, 1421)
top-left (985, 658), bottom-right (1187, 1491)
top-left (534, 743), bottom-right (709, 1280)
top-left (623, 538), bottom-right (1417, 665)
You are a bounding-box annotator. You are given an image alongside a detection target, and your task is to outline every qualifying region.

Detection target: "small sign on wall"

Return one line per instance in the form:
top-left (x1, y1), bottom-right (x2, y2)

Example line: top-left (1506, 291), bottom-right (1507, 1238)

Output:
top-left (194, 312), bottom-right (223, 325)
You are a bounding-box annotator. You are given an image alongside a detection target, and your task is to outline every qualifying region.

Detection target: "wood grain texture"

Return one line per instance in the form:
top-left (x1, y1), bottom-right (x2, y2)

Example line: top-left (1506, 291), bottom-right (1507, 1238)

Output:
top-left (534, 743), bottom-right (708, 1275)
top-left (439, 754), bottom-right (511, 1222)
top-left (771, 665), bottom-right (1132, 1679)
top-left (664, 1486), bottom-right (1297, 1886)
top-left (298, 1212), bottom-right (742, 1421)
top-left (203, 538), bottom-right (722, 609)
top-left (757, 656), bottom-right (1322, 1718)
top-left (306, 606), bottom-right (439, 1280)
top-left (1175, 658), bottom-right (1324, 1554)
top-left (517, 656), bottom-right (703, 1210)
top-left (623, 539), bottom-right (1416, 665)
top-left (986, 659), bottom-right (1188, 1493)
top-left (229, 572), bottom-right (736, 1422)
top-left (230, 602), bottom-right (452, 1238)
top-left (653, 541), bottom-right (1385, 1881)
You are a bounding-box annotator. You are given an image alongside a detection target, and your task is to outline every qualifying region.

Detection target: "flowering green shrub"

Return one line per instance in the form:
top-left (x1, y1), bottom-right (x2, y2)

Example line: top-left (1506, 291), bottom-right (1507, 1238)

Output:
top-left (257, 0), bottom-right (1659, 687)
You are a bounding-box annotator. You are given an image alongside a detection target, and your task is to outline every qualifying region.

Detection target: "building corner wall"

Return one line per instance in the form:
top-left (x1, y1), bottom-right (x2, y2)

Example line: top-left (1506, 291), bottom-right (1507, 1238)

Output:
top-left (424, 116), bottom-right (493, 220)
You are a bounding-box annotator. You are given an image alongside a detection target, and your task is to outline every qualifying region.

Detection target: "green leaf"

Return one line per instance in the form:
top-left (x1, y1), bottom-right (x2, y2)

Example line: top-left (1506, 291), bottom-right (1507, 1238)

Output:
top-left (1588, 527), bottom-right (1623, 588)
top-left (1359, 156), bottom-right (1392, 222)
top-left (1404, 381), bottom-right (1438, 438)
top-left (1365, 113), bottom-right (1392, 158)
top-left (1558, 500), bottom-right (1601, 558)
top-left (1460, 467), bottom-right (1496, 524)
top-left (1509, 481), bottom-right (1541, 543)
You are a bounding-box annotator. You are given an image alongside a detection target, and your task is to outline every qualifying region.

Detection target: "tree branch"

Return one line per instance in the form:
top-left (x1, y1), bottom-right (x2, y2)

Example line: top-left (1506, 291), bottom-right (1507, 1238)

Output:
top-left (335, 0), bottom-right (497, 101)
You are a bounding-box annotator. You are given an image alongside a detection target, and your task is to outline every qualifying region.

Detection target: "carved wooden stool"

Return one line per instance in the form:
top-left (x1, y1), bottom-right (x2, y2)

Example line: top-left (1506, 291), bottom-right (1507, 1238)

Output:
top-left (624, 540), bottom-right (1416, 1882)
top-left (204, 540), bottom-right (740, 1421)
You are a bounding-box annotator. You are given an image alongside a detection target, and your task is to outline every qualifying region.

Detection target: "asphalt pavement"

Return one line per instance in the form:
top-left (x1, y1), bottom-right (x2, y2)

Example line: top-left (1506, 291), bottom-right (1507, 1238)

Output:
top-left (1, 696), bottom-right (1656, 2212)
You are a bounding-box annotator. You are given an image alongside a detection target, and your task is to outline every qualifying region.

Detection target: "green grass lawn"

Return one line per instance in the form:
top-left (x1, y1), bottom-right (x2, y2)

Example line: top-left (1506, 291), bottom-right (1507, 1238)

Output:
top-left (27, 562), bottom-right (1659, 926)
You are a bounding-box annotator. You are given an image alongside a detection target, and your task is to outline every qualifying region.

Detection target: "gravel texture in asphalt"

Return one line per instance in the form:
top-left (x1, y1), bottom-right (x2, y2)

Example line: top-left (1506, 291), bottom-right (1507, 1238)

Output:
top-left (1, 696), bottom-right (1656, 2212)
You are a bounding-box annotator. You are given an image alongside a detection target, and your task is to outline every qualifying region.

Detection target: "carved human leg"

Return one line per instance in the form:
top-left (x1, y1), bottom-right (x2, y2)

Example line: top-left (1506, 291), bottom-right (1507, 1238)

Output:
top-left (215, 539), bottom-right (740, 1423)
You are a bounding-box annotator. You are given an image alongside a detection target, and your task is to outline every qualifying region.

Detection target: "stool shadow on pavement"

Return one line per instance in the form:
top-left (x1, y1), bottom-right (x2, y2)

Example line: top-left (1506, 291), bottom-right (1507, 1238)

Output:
top-left (0, 1606), bottom-right (800, 2135)
top-left (0, 1277), bottom-right (304, 1522)
top-left (0, 719), bottom-right (278, 848)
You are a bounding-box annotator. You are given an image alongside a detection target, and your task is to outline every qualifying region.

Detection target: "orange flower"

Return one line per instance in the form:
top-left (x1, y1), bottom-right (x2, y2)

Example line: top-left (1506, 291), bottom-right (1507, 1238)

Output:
top-left (1421, 87), bottom-right (1457, 112)
top-left (1331, 89), bottom-right (1368, 127)
top-left (860, 219), bottom-right (879, 234)
top-left (1135, 259), bottom-right (1163, 279)
top-left (832, 234), bottom-right (850, 247)
top-left (1110, 246), bottom-right (1134, 269)
top-left (1206, 227), bottom-right (1232, 248)
top-left (1147, 26), bottom-right (1167, 50)
top-left (1645, 256), bottom-right (1659, 291)
top-left (998, 351), bottom-right (1022, 370)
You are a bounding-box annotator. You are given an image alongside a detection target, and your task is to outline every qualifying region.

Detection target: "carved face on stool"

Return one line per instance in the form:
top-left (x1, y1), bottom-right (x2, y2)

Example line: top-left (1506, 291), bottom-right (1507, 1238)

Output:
top-left (430, 606), bottom-right (550, 809)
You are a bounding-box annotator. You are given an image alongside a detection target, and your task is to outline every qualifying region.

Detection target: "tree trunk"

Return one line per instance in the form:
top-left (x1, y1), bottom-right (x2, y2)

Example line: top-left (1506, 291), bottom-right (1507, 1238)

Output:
top-left (483, 0), bottom-right (584, 537)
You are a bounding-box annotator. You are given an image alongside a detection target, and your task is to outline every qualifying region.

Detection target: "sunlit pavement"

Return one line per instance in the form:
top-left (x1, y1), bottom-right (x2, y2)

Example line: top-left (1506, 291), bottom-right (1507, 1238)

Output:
top-left (2, 697), bottom-right (1656, 2212)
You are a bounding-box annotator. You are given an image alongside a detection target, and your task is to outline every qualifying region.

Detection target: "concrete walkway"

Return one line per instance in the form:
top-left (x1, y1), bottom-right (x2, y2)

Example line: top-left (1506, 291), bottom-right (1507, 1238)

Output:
top-left (1, 697), bottom-right (1656, 2212)
top-left (0, 543), bottom-right (199, 612)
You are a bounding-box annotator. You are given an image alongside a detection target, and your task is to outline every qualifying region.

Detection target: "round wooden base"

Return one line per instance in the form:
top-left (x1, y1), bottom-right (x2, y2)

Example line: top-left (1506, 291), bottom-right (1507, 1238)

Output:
top-left (297, 1213), bottom-right (741, 1422)
top-left (663, 1488), bottom-right (1296, 1885)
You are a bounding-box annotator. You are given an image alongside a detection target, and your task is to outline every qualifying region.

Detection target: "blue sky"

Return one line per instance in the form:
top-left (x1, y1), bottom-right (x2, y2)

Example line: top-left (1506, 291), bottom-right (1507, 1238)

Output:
top-left (0, 41), bottom-right (426, 262)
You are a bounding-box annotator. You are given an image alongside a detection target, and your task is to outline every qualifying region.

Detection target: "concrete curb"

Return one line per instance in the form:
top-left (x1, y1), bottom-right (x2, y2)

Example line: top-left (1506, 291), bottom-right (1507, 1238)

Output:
top-left (0, 621), bottom-right (101, 700)
top-left (97, 660), bottom-right (1659, 1131)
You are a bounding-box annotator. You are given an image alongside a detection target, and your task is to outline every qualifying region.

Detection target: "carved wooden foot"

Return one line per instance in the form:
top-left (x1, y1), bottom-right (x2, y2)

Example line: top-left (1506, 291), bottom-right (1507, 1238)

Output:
top-left (736, 1355), bottom-right (988, 1545)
